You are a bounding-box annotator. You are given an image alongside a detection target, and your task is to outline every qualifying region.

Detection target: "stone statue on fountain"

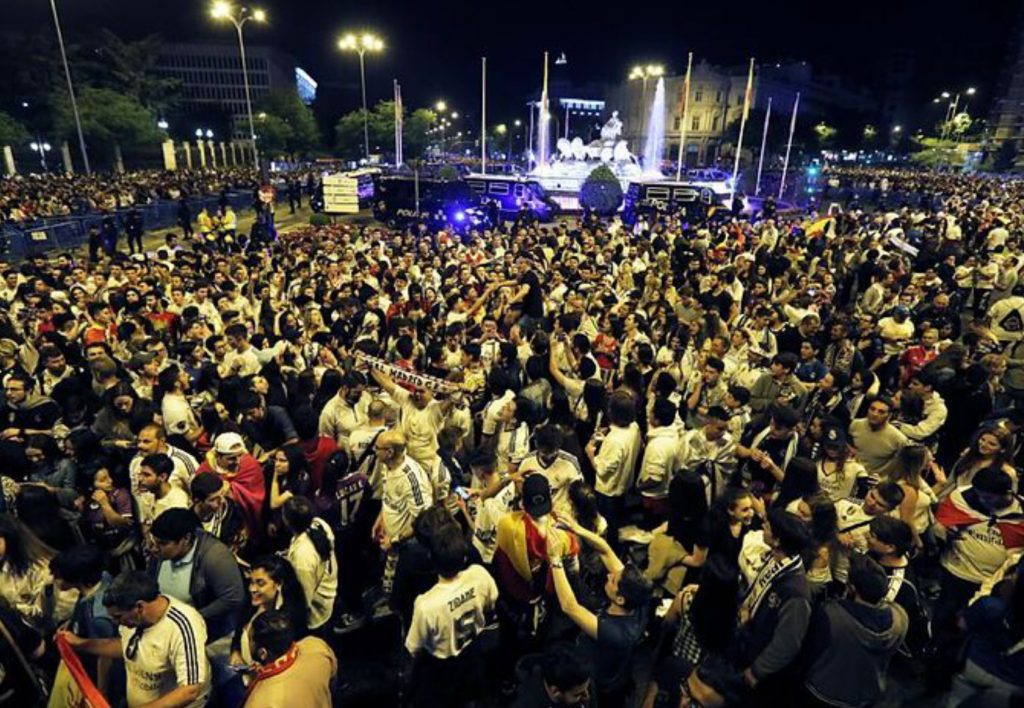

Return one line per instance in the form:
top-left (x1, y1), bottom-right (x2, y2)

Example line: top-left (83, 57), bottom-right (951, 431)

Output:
top-left (554, 110), bottom-right (638, 167)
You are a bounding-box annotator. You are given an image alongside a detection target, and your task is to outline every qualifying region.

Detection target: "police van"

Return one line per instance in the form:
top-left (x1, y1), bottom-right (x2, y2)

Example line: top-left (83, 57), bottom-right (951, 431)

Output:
top-left (372, 176), bottom-right (488, 233)
top-left (463, 173), bottom-right (560, 222)
top-left (623, 180), bottom-right (720, 225)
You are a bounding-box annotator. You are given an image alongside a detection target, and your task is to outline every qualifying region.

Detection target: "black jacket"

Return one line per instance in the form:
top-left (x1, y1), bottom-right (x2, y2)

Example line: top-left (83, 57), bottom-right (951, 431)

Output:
top-left (148, 529), bottom-right (245, 641)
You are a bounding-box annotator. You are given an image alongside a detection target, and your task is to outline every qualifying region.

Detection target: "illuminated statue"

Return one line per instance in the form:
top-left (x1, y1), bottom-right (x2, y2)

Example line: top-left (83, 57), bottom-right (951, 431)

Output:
top-left (600, 111), bottom-right (623, 144)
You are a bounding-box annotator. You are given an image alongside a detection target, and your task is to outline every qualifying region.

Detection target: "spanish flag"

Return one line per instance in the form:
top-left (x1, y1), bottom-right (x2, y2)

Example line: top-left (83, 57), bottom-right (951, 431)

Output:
top-left (742, 57), bottom-right (755, 122)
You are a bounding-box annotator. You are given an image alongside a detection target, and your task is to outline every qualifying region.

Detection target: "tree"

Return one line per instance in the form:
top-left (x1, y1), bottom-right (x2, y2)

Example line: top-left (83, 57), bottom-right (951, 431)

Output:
top-left (256, 89), bottom-right (321, 157)
top-left (80, 30), bottom-right (180, 117)
top-left (813, 122), bottom-right (837, 148)
top-left (334, 101), bottom-right (437, 160)
top-left (52, 87), bottom-right (162, 152)
top-left (909, 137), bottom-right (964, 169)
top-left (0, 111), bottom-right (29, 146)
top-left (580, 164), bottom-right (623, 215)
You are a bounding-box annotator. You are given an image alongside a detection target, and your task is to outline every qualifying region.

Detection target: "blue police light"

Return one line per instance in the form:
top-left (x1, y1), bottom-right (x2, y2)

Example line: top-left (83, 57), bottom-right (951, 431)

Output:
top-left (454, 211), bottom-right (466, 222)
top-left (807, 165), bottom-right (820, 178)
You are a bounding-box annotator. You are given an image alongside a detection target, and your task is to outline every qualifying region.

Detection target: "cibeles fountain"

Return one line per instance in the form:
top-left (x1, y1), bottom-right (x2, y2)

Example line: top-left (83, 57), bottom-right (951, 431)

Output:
top-left (529, 77), bottom-right (669, 201)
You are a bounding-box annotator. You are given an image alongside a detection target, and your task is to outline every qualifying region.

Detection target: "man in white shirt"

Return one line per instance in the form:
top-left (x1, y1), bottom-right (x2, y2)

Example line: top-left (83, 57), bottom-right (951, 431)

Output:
top-left (517, 424), bottom-right (583, 519)
top-left (405, 527), bottom-right (498, 706)
top-left (219, 323), bottom-right (261, 378)
top-left (371, 430), bottom-right (433, 594)
top-left (130, 424), bottom-right (197, 507)
top-left (467, 450), bottom-right (516, 563)
top-left (678, 407), bottom-right (737, 501)
top-left (136, 453), bottom-right (191, 531)
top-left (637, 399), bottom-right (681, 524)
top-left (586, 392), bottom-right (641, 544)
top-left (318, 371), bottom-right (370, 446)
top-left (59, 571), bottom-right (211, 708)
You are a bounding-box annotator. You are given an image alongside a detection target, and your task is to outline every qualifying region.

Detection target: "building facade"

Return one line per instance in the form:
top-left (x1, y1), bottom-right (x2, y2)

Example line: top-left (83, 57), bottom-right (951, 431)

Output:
top-left (990, 12), bottom-right (1024, 159)
top-left (154, 42), bottom-right (315, 139)
top-left (604, 60), bottom-right (875, 167)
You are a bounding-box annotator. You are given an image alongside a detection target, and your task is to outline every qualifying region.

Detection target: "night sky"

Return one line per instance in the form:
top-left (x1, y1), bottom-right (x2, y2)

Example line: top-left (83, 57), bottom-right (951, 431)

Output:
top-left (4, 0), bottom-right (1022, 128)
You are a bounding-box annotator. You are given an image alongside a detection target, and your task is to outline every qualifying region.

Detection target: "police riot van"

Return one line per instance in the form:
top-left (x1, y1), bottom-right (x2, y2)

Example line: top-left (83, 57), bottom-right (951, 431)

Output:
top-left (463, 173), bottom-right (560, 222)
top-left (372, 176), bottom-right (488, 233)
top-left (623, 180), bottom-right (719, 225)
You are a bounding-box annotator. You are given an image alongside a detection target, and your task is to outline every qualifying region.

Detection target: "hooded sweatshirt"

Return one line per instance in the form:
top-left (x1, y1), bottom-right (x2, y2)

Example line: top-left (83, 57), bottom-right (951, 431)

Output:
top-left (804, 598), bottom-right (908, 708)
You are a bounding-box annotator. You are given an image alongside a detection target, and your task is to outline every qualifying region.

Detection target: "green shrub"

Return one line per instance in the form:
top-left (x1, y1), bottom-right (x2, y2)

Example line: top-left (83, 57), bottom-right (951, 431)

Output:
top-left (580, 164), bottom-right (623, 215)
top-left (309, 213), bottom-right (332, 226)
top-left (438, 164), bottom-right (460, 182)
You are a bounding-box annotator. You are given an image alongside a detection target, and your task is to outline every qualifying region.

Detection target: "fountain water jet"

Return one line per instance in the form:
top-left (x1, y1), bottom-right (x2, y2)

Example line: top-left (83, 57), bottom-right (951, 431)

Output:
top-left (642, 77), bottom-right (666, 176)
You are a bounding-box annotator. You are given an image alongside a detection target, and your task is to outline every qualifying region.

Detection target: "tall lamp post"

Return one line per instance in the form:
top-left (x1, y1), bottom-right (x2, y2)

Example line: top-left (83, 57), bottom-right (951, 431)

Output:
top-left (49, 0), bottom-right (89, 174)
top-left (211, 2), bottom-right (266, 172)
top-left (339, 33), bottom-right (384, 160)
top-left (629, 64), bottom-right (664, 146)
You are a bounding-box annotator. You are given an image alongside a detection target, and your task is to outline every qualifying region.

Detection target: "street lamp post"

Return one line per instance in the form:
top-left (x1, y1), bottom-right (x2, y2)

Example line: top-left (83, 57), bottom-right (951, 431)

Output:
top-left (49, 0), bottom-right (90, 174)
top-left (30, 141), bottom-right (52, 171)
top-left (339, 33), bottom-right (384, 160)
top-left (211, 2), bottom-right (266, 172)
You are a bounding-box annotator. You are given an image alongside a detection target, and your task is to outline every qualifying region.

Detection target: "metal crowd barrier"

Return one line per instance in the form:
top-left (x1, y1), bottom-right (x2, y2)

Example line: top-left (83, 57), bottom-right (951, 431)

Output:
top-left (0, 190), bottom-right (256, 261)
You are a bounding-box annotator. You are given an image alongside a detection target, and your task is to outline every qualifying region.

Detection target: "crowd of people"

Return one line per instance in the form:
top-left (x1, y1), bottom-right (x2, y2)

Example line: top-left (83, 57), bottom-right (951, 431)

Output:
top-left (0, 168), bottom-right (261, 226)
top-left (0, 164), bottom-right (1021, 708)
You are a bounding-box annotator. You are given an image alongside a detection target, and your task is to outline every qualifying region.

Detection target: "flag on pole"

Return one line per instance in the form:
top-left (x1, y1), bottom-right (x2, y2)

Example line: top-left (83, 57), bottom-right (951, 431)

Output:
top-left (675, 52), bottom-right (693, 181)
top-left (741, 57), bottom-right (754, 122)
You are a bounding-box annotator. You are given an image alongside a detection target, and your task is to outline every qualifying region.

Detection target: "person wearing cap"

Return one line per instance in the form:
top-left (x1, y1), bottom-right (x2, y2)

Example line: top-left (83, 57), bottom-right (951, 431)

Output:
top-left (195, 432), bottom-right (267, 547)
top-left (801, 553), bottom-right (908, 707)
top-left (493, 473), bottom-right (579, 608)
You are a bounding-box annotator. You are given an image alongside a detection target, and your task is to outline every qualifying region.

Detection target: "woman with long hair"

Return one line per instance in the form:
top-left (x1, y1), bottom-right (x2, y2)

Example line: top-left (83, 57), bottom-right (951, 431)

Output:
top-left (0, 514), bottom-right (64, 623)
top-left (229, 554), bottom-right (309, 668)
top-left (282, 496), bottom-right (338, 632)
top-left (878, 444), bottom-right (939, 545)
top-left (706, 486), bottom-right (756, 565)
top-left (816, 428), bottom-right (866, 502)
top-left (265, 444), bottom-right (312, 549)
top-left (645, 471), bottom-right (710, 596)
top-left (91, 381), bottom-right (139, 452)
top-left (642, 556), bottom-right (741, 708)
top-left (943, 426), bottom-right (1018, 491)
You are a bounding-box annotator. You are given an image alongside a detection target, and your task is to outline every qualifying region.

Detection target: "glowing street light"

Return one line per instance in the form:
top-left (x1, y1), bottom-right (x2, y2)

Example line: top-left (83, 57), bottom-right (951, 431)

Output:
top-left (30, 140), bottom-right (52, 170)
top-left (338, 32), bottom-right (384, 159)
top-left (206, 129), bottom-right (215, 139)
top-left (435, 100), bottom-right (447, 112)
top-left (157, 119), bottom-right (169, 130)
top-left (451, 111), bottom-right (459, 119)
top-left (210, 2), bottom-right (267, 171)
top-left (195, 129), bottom-right (204, 138)
top-left (892, 125), bottom-right (902, 133)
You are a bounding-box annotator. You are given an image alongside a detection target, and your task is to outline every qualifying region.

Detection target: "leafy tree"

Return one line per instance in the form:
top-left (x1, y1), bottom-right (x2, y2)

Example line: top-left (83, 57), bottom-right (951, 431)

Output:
top-left (438, 164), bottom-right (460, 181)
top-left (813, 122), bottom-right (837, 147)
top-left (580, 164), bottom-right (623, 215)
top-left (80, 30), bottom-right (180, 117)
top-left (255, 89), bottom-right (321, 157)
top-left (909, 137), bottom-right (964, 169)
top-left (52, 87), bottom-right (161, 152)
top-left (334, 101), bottom-right (436, 160)
top-left (0, 111), bottom-right (29, 146)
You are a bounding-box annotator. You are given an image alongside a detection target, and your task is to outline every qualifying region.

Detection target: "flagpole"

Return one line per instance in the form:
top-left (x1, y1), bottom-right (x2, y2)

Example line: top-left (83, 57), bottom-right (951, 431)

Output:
top-left (393, 80), bottom-right (402, 168)
top-left (675, 52), bottom-right (693, 181)
top-left (481, 57), bottom-right (487, 174)
top-left (729, 57), bottom-right (755, 204)
top-left (755, 96), bottom-right (772, 196)
top-left (539, 51), bottom-right (550, 169)
top-left (779, 92), bottom-right (800, 200)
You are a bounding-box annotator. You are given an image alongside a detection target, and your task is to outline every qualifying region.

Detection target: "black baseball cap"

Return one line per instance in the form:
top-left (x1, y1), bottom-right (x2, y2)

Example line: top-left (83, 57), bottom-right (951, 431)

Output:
top-left (522, 474), bottom-right (552, 518)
